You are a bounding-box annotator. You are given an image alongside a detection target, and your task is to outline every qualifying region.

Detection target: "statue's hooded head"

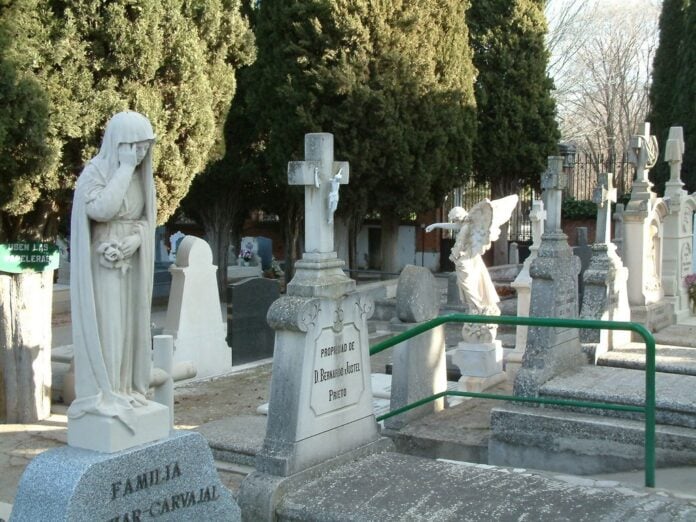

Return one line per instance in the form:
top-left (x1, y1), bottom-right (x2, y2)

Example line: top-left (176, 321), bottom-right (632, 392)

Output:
top-left (92, 111), bottom-right (156, 178)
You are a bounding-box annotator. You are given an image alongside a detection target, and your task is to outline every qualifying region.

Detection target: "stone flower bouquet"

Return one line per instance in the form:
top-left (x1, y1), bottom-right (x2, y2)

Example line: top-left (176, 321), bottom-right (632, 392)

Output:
top-left (685, 273), bottom-right (696, 313)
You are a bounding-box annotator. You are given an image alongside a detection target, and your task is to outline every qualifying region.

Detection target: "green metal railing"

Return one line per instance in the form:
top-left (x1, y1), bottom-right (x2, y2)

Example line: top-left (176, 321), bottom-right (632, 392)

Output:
top-left (370, 314), bottom-right (657, 488)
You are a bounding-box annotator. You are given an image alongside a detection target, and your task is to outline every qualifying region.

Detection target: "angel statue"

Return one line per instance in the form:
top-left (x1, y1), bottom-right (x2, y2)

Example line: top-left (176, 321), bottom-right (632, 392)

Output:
top-left (426, 195), bottom-right (519, 342)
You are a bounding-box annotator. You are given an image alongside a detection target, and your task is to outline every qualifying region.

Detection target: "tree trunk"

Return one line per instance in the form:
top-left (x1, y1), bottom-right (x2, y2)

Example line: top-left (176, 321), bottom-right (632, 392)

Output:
top-left (203, 218), bottom-right (231, 301)
top-left (380, 211), bottom-right (401, 276)
top-left (284, 204), bottom-right (302, 283)
top-left (0, 271), bottom-right (52, 423)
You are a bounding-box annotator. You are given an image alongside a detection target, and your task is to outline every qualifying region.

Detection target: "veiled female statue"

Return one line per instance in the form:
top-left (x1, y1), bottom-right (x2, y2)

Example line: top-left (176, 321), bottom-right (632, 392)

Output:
top-left (426, 195), bottom-right (518, 341)
top-left (68, 111), bottom-right (156, 431)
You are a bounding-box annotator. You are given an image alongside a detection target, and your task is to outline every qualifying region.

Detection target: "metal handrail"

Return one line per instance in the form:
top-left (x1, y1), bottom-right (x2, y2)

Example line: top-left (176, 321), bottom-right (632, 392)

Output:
top-left (370, 313), bottom-right (656, 487)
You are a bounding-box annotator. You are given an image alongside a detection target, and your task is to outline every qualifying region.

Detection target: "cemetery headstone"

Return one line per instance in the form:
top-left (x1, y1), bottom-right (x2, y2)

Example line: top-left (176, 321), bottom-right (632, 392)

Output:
top-left (661, 126), bottom-right (696, 321)
top-left (386, 265), bottom-right (446, 430)
top-left (228, 277), bottom-right (280, 365)
top-left (622, 122), bottom-right (673, 331)
top-left (514, 156), bottom-right (584, 397)
top-left (239, 133), bottom-right (385, 521)
top-left (508, 200), bottom-right (545, 379)
top-left (580, 172), bottom-right (631, 355)
top-left (10, 431), bottom-right (240, 521)
top-left (163, 236), bottom-right (231, 378)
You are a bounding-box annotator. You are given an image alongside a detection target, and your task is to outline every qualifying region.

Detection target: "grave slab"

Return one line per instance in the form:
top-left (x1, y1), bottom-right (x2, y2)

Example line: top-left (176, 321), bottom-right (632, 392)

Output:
top-left (10, 431), bottom-right (240, 521)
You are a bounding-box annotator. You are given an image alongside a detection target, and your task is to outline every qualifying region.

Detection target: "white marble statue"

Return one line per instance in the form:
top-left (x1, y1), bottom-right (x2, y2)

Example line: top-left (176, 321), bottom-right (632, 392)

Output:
top-left (69, 111), bottom-right (156, 432)
top-left (426, 195), bottom-right (519, 341)
top-left (327, 168), bottom-right (343, 224)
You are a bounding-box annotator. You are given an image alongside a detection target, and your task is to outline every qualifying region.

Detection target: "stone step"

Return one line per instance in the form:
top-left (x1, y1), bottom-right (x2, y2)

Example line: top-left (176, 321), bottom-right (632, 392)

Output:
top-left (490, 403), bottom-right (696, 474)
top-left (539, 365), bottom-right (696, 428)
top-left (597, 342), bottom-right (696, 376)
top-left (654, 324), bottom-right (696, 347)
top-left (275, 451), bottom-right (696, 521)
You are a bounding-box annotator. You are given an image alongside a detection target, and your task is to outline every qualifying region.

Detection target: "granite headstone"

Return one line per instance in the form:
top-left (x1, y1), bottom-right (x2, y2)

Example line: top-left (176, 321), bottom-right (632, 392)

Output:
top-left (10, 431), bottom-right (240, 522)
top-left (227, 277), bottom-right (280, 365)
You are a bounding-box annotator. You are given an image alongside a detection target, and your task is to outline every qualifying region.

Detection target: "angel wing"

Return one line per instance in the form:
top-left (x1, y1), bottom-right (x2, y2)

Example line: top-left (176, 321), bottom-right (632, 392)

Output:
top-left (451, 195), bottom-right (519, 260)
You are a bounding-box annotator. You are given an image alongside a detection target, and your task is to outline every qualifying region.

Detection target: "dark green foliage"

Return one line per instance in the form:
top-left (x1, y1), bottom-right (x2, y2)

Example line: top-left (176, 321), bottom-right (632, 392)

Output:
top-left (561, 198), bottom-right (597, 220)
top-left (674, 2), bottom-right (696, 192)
top-left (468, 0), bottom-right (559, 198)
top-left (648, 0), bottom-right (690, 193)
top-left (230, 0), bottom-right (476, 270)
top-left (0, 0), bottom-right (254, 241)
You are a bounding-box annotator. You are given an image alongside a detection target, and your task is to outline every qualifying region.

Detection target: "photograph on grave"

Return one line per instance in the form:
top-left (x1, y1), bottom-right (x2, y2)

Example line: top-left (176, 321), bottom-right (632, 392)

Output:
top-left (68, 111), bottom-right (169, 451)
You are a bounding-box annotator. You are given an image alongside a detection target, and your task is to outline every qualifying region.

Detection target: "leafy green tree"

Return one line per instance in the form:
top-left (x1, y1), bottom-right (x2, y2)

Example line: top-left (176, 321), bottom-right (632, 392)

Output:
top-left (0, 0), bottom-right (254, 242)
top-left (235, 0), bottom-right (476, 274)
top-left (468, 0), bottom-right (559, 199)
top-left (648, 0), bottom-right (689, 193)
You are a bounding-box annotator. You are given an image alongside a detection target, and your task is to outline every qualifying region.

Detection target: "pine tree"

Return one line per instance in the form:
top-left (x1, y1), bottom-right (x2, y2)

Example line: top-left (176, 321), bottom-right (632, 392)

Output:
top-left (0, 0), bottom-right (254, 242)
top-left (648, 0), bottom-right (689, 193)
top-left (468, 0), bottom-right (559, 199)
top-left (673, 1), bottom-right (696, 191)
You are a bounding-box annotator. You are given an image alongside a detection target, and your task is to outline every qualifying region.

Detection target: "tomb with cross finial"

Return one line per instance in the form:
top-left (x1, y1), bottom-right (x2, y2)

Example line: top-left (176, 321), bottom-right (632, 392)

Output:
top-left (627, 122), bottom-right (659, 210)
top-left (592, 172), bottom-right (617, 246)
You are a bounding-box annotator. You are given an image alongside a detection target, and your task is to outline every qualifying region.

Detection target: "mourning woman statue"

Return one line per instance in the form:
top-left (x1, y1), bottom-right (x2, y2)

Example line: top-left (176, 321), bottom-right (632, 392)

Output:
top-left (426, 195), bottom-right (518, 342)
top-left (68, 111), bottom-right (156, 432)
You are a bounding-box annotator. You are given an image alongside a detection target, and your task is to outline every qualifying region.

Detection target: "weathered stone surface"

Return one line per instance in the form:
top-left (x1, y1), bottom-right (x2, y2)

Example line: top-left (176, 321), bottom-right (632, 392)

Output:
top-left (10, 431), bottom-right (240, 521)
top-left (277, 452), bottom-right (696, 521)
top-left (490, 403), bottom-right (696, 474)
top-left (515, 234), bottom-right (584, 397)
top-left (196, 415), bottom-right (267, 467)
top-left (395, 265), bottom-right (440, 323)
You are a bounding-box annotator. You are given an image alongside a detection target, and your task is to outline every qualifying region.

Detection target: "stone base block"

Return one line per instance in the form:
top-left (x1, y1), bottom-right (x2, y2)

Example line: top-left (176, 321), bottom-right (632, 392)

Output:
top-left (238, 437), bottom-right (393, 522)
top-left (489, 404), bottom-right (696, 475)
top-left (630, 300), bottom-right (675, 339)
top-left (68, 401), bottom-right (170, 453)
top-left (10, 431), bottom-right (240, 522)
top-left (451, 340), bottom-right (503, 378)
top-left (458, 372), bottom-right (507, 395)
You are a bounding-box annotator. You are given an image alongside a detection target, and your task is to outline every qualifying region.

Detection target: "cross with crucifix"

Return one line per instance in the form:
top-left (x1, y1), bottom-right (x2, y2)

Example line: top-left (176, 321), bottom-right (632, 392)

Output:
top-left (540, 156), bottom-right (565, 234)
top-left (592, 172), bottom-right (617, 245)
top-left (288, 133), bottom-right (349, 254)
top-left (628, 122), bottom-right (659, 185)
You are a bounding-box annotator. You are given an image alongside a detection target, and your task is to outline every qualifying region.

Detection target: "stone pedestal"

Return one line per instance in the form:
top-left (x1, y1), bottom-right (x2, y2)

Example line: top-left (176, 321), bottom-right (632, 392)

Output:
top-left (580, 245), bottom-right (631, 358)
top-left (385, 322), bottom-right (446, 430)
top-left (11, 431), bottom-right (240, 521)
top-left (452, 340), bottom-right (506, 393)
top-left (68, 402), bottom-right (170, 453)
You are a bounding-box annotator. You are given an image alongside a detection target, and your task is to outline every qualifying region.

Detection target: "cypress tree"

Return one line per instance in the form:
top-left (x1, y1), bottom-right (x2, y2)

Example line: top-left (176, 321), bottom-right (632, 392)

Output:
top-left (0, 0), bottom-right (254, 242)
top-left (648, 0), bottom-right (689, 193)
top-left (468, 0), bottom-right (559, 199)
top-left (673, 1), bottom-right (696, 191)
top-left (237, 0), bottom-right (476, 273)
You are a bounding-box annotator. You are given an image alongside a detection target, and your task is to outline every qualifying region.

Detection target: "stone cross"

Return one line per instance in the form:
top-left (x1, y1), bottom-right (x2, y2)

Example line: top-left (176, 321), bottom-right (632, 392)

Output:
top-left (540, 156), bottom-right (565, 234)
top-left (592, 172), bottom-right (617, 245)
top-left (288, 133), bottom-right (349, 254)
top-left (628, 122), bottom-right (659, 184)
top-left (529, 200), bottom-right (546, 249)
top-left (665, 126), bottom-right (685, 185)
